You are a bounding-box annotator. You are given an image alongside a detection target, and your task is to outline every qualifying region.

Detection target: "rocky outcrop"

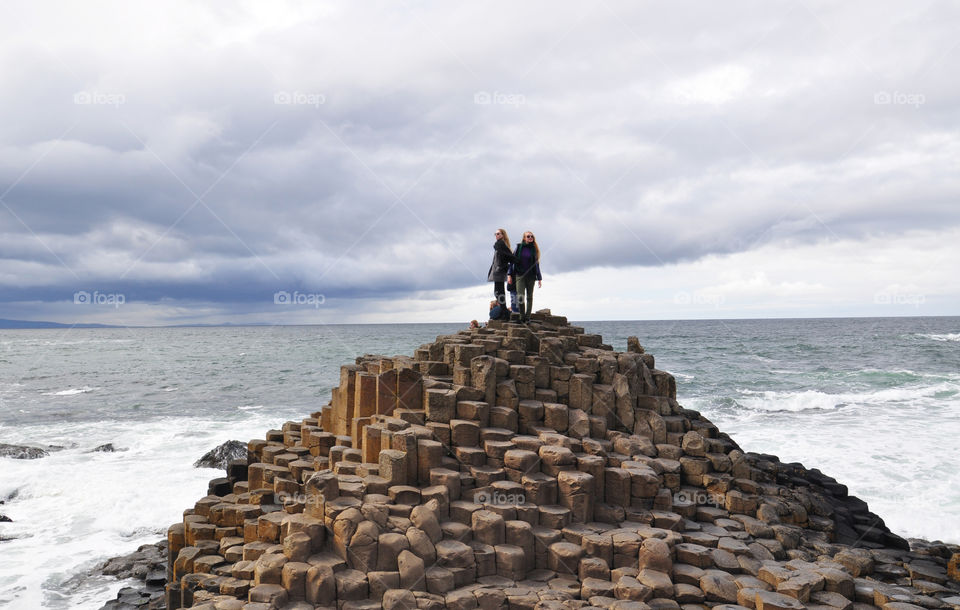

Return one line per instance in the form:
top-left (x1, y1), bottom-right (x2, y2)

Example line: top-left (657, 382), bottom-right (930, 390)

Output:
top-left (157, 311), bottom-right (960, 609)
top-left (194, 440), bottom-right (248, 470)
top-left (0, 442), bottom-right (50, 459)
top-left (98, 541), bottom-right (167, 609)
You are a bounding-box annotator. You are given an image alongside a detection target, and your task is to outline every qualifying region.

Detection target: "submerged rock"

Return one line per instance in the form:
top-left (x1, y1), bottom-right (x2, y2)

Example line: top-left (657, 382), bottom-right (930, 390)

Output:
top-left (0, 443), bottom-right (49, 459)
top-left (91, 443), bottom-right (120, 453)
top-left (193, 439), bottom-right (247, 469)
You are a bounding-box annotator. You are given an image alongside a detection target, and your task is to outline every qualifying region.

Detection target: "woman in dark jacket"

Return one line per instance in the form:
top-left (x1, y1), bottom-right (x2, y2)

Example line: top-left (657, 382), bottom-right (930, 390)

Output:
top-left (487, 228), bottom-right (514, 318)
top-left (509, 230), bottom-right (542, 323)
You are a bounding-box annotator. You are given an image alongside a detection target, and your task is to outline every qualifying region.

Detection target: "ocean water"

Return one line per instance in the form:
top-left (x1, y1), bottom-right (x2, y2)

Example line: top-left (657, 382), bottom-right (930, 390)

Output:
top-left (0, 317), bottom-right (958, 608)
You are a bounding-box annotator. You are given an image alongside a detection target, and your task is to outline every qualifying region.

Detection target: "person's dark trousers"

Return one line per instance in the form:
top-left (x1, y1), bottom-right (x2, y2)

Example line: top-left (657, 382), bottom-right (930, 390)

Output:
top-left (516, 276), bottom-right (535, 321)
top-left (494, 281), bottom-right (506, 308)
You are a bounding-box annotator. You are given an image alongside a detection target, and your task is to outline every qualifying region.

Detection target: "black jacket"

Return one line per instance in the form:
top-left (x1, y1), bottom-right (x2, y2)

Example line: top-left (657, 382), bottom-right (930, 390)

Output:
top-left (487, 240), bottom-right (515, 282)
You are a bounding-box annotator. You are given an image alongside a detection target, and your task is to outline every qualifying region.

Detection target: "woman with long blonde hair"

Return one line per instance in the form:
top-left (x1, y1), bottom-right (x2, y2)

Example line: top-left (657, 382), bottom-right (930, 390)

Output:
top-left (509, 230), bottom-right (542, 323)
top-left (487, 228), bottom-right (515, 319)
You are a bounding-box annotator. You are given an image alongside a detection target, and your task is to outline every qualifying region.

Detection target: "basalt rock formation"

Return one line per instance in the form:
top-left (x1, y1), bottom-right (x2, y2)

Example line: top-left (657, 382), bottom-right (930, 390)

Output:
top-left (163, 312), bottom-right (960, 610)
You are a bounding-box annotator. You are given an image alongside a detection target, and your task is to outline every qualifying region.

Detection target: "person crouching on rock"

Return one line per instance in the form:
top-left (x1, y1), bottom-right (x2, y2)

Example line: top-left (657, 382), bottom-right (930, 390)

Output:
top-left (487, 228), bottom-right (515, 319)
top-left (509, 230), bottom-right (542, 323)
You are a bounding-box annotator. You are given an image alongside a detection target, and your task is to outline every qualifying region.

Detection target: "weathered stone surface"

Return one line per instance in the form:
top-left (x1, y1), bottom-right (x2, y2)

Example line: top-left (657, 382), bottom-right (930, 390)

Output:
top-left (638, 537), bottom-right (673, 573)
top-left (700, 571), bottom-right (739, 603)
top-left (155, 312), bottom-right (938, 610)
top-left (755, 590), bottom-right (805, 610)
top-left (398, 549), bottom-right (426, 591)
top-left (194, 440), bottom-right (247, 469)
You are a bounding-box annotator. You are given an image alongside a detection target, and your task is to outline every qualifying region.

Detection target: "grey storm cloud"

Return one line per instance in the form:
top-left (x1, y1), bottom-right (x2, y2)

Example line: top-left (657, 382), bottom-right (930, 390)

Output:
top-left (1, 1), bottom-right (958, 313)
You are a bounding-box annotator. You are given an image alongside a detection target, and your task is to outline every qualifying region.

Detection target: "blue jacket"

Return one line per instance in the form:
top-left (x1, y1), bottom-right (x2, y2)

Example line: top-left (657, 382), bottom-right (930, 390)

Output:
top-left (510, 243), bottom-right (541, 281)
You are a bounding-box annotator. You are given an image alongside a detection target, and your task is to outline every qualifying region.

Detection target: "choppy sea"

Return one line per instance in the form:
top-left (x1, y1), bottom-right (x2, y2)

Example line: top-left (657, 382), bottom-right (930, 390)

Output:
top-left (0, 317), bottom-right (958, 608)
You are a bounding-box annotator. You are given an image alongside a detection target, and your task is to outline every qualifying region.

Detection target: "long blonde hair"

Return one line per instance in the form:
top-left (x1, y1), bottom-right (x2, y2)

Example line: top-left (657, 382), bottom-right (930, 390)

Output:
top-left (522, 230), bottom-right (540, 262)
top-left (497, 228), bottom-right (511, 250)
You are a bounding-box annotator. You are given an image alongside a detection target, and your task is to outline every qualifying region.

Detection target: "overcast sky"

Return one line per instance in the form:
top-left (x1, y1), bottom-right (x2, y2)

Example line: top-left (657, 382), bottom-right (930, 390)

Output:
top-left (1, 1), bottom-right (957, 325)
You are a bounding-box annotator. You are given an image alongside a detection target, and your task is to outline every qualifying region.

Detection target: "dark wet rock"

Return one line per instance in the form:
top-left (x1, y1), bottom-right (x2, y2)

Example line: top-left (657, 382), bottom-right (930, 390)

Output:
top-left (100, 541), bottom-right (167, 579)
top-left (100, 586), bottom-right (164, 610)
top-left (0, 514), bottom-right (11, 522)
top-left (0, 443), bottom-right (49, 459)
top-left (98, 541), bottom-right (167, 610)
top-left (91, 443), bottom-right (121, 453)
top-left (193, 439), bottom-right (247, 469)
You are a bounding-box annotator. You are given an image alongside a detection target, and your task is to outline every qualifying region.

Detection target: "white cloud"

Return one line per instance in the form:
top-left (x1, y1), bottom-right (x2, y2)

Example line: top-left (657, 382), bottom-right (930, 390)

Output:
top-left (0, 1), bottom-right (958, 323)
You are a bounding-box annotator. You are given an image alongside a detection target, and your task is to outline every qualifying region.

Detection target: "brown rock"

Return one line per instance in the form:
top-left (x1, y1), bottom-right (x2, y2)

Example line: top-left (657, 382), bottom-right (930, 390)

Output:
top-left (674, 583), bottom-right (706, 604)
top-left (305, 563), bottom-right (335, 605)
top-left (809, 590), bottom-right (853, 610)
top-left (254, 553), bottom-right (287, 585)
top-left (472, 510), bottom-right (506, 547)
top-left (638, 538), bottom-right (673, 573)
top-left (425, 565), bottom-right (456, 595)
top-left (334, 568), bottom-right (369, 602)
top-left (582, 577), bottom-right (617, 599)
top-left (281, 561), bottom-right (310, 600)
top-left (383, 588), bottom-right (418, 610)
top-left (833, 550), bottom-right (874, 578)
top-left (548, 541), bottom-right (583, 575)
top-left (248, 583), bottom-right (288, 606)
top-left (949, 553), bottom-right (960, 582)
top-left (398, 549), bottom-right (426, 591)
top-left (637, 569), bottom-right (674, 599)
top-left (700, 571), bottom-right (739, 603)
top-left (411, 504), bottom-right (443, 543)
top-left (754, 590), bottom-right (805, 610)
top-left (615, 575), bottom-right (653, 602)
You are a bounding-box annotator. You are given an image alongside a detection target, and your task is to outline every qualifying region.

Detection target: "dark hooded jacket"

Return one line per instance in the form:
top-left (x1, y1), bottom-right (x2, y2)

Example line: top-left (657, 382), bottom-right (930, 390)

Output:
top-left (487, 240), bottom-right (515, 282)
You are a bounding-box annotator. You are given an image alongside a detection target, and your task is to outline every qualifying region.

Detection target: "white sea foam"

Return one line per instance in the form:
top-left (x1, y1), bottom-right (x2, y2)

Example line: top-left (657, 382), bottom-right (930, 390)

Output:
top-left (737, 389), bottom-right (843, 412)
top-left (917, 332), bottom-right (960, 342)
top-left (0, 411), bottom-right (294, 608)
top-left (736, 381), bottom-right (960, 413)
top-left (41, 387), bottom-right (98, 396)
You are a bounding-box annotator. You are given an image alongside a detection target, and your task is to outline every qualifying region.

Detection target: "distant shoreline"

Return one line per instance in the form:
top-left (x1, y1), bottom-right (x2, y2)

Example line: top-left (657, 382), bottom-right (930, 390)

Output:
top-left (2, 314), bottom-right (958, 330)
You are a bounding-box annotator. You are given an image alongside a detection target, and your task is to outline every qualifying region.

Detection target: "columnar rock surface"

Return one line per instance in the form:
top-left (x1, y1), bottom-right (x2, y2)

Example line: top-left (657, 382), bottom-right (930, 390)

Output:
top-left (165, 312), bottom-right (960, 610)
